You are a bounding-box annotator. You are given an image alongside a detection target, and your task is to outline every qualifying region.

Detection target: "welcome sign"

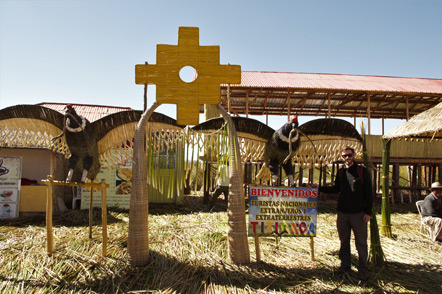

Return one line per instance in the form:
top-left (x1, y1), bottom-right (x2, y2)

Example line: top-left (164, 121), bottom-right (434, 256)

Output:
top-left (248, 186), bottom-right (318, 237)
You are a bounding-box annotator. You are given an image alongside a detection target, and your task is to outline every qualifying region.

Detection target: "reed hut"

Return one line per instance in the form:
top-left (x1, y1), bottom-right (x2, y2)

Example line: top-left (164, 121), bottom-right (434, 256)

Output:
top-left (383, 101), bottom-right (442, 141)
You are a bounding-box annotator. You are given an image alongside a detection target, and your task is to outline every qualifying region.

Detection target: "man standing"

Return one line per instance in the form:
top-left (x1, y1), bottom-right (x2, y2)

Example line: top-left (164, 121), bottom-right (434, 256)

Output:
top-left (422, 182), bottom-right (442, 242)
top-left (319, 146), bottom-right (373, 281)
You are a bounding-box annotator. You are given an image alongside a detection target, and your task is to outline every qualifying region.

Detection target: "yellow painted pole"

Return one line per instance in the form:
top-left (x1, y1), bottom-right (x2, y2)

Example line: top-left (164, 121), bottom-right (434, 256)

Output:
top-left (101, 179), bottom-right (107, 257)
top-left (46, 175), bottom-right (53, 256)
top-left (310, 236), bottom-right (315, 261)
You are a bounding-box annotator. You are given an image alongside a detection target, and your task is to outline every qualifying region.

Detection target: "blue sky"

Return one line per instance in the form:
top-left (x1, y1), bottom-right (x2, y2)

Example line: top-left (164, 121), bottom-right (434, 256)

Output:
top-left (1, 0), bottom-right (441, 134)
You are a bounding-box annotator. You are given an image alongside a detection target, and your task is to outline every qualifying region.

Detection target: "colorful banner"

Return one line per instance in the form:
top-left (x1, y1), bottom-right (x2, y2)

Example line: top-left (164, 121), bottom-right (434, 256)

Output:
top-left (0, 157), bottom-right (22, 219)
top-left (248, 186), bottom-right (318, 237)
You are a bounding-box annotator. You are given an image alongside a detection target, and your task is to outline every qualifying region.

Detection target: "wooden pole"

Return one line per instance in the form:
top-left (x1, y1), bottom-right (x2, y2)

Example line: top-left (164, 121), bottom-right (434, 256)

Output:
top-left (393, 163), bottom-right (399, 204)
top-left (417, 163), bottom-right (423, 199)
top-left (382, 117), bottom-right (385, 135)
top-left (406, 95), bottom-right (409, 121)
top-left (144, 61), bottom-right (148, 111)
top-left (227, 84), bottom-right (231, 113)
top-left (254, 235), bottom-right (261, 262)
top-left (367, 93), bottom-right (371, 135)
top-left (46, 176), bottom-right (53, 256)
top-left (89, 188), bottom-right (94, 239)
top-left (287, 92), bottom-right (291, 121)
top-left (101, 179), bottom-right (107, 257)
top-left (328, 93), bottom-right (331, 118)
top-left (322, 165), bottom-right (327, 187)
top-left (246, 91), bottom-right (249, 118)
top-left (310, 236), bottom-right (315, 261)
top-left (298, 167), bottom-right (303, 186)
top-left (439, 164), bottom-right (442, 183)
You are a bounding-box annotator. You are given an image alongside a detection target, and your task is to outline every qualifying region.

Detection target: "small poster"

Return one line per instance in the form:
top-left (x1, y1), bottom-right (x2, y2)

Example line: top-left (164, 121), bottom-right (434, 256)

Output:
top-left (0, 157), bottom-right (22, 219)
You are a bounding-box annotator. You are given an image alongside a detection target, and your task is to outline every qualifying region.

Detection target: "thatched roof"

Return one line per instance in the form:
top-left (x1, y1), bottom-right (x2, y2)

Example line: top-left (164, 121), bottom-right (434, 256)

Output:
top-left (383, 102), bottom-right (442, 141)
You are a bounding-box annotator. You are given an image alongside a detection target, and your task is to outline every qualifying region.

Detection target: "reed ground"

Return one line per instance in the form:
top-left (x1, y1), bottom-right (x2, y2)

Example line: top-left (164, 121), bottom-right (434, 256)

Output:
top-left (1, 195), bottom-right (441, 293)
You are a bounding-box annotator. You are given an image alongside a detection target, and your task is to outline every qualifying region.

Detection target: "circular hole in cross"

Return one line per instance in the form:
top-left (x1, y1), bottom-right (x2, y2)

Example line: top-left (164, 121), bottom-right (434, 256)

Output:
top-left (179, 66), bottom-right (198, 83)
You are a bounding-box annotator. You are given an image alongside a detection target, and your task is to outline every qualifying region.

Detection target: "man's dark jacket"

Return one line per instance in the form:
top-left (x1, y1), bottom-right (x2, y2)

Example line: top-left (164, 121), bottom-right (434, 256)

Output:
top-left (319, 163), bottom-right (373, 215)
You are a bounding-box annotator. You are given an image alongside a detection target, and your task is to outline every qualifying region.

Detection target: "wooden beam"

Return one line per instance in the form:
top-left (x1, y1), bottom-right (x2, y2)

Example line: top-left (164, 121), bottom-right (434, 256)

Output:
top-left (246, 91), bottom-right (249, 117)
top-left (287, 91), bottom-right (291, 120)
top-left (367, 93), bottom-right (371, 135)
top-left (328, 93), bottom-right (331, 118)
top-left (227, 84), bottom-right (231, 113)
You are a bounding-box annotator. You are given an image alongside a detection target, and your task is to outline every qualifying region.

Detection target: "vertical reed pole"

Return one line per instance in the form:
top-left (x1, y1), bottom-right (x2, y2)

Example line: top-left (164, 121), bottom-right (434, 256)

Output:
top-left (381, 139), bottom-right (393, 238)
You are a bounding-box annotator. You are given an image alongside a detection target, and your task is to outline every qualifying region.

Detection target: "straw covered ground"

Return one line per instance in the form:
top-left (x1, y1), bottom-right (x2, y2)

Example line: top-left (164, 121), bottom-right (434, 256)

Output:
top-left (1, 196), bottom-right (441, 294)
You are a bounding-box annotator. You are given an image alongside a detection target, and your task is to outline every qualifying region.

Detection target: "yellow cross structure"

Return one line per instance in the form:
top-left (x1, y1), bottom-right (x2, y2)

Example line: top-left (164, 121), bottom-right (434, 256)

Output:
top-left (135, 27), bottom-right (241, 125)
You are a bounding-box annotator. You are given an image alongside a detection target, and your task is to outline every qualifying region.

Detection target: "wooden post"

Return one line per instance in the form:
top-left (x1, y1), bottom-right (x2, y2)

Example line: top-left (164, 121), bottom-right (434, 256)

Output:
top-left (439, 164), bottom-right (442, 183)
top-left (203, 156), bottom-right (209, 203)
top-left (287, 91), bottom-right (291, 122)
top-left (298, 167), bottom-right (303, 186)
top-left (246, 91), bottom-right (249, 118)
top-left (46, 176), bottom-right (53, 257)
top-left (407, 166), bottom-right (412, 203)
top-left (322, 165), bottom-right (327, 187)
top-left (255, 235), bottom-right (261, 262)
top-left (89, 188), bottom-right (94, 239)
top-left (382, 117), bottom-right (385, 135)
top-left (367, 93), bottom-right (371, 135)
top-left (227, 84), bottom-right (231, 113)
top-left (393, 163), bottom-right (400, 204)
top-left (417, 163), bottom-right (423, 199)
top-left (101, 179), bottom-right (108, 257)
top-left (328, 93), bottom-right (331, 118)
top-left (310, 236), bottom-right (315, 261)
top-left (412, 165), bottom-right (417, 200)
top-left (143, 61), bottom-right (148, 111)
top-left (308, 167), bottom-right (314, 185)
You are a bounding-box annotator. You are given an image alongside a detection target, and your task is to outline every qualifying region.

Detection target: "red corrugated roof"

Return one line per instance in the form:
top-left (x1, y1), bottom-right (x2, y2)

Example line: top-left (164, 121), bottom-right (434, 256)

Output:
top-left (37, 102), bottom-right (134, 122)
top-left (227, 71), bottom-right (442, 94)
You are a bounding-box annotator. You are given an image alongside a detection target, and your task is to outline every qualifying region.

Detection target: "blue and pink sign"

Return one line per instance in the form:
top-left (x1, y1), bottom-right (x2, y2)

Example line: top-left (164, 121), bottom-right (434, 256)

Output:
top-left (248, 186), bottom-right (318, 237)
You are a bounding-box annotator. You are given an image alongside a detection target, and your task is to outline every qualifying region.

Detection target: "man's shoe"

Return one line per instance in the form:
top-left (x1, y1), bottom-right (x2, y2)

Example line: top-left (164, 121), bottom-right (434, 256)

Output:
top-left (358, 271), bottom-right (368, 281)
top-left (334, 267), bottom-right (351, 276)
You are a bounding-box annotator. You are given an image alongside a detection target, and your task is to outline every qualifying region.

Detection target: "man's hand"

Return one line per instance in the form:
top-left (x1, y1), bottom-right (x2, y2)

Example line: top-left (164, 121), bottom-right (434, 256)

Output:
top-left (363, 214), bottom-right (371, 223)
